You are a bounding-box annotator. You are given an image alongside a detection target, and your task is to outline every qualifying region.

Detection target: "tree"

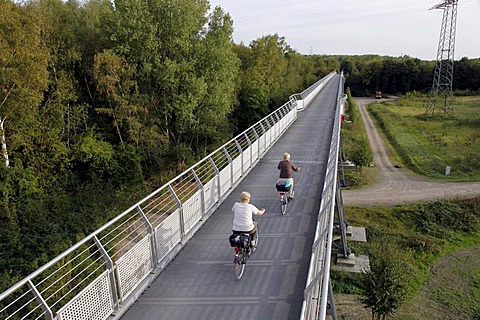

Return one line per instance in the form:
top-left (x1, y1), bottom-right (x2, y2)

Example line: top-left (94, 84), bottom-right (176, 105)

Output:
top-left (100, 0), bottom-right (242, 172)
top-left (250, 34), bottom-right (289, 109)
top-left (0, 1), bottom-right (48, 168)
top-left (361, 59), bottom-right (383, 95)
top-left (311, 55), bottom-right (340, 77)
top-left (24, 0), bottom-right (88, 181)
top-left (93, 50), bottom-right (140, 145)
top-left (362, 242), bottom-right (413, 319)
top-left (350, 135), bottom-right (373, 172)
top-left (234, 34), bottom-right (289, 131)
top-left (283, 52), bottom-right (318, 98)
top-left (340, 56), bottom-right (357, 76)
top-left (191, 6), bottom-right (240, 154)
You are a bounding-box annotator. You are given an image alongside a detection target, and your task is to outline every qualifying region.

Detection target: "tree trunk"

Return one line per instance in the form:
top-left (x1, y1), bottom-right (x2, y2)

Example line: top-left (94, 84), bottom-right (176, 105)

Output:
top-left (0, 117), bottom-right (10, 168)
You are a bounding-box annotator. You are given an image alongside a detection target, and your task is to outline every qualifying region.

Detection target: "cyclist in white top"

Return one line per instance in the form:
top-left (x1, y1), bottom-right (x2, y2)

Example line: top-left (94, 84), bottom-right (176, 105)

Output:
top-left (232, 191), bottom-right (265, 247)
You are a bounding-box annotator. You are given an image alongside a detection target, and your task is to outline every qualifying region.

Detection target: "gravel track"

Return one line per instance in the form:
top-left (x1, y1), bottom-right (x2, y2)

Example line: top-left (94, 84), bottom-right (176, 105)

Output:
top-left (341, 97), bottom-right (480, 207)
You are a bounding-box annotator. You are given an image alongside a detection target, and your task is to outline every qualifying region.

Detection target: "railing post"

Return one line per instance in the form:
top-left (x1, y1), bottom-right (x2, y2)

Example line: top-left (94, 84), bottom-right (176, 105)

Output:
top-left (136, 206), bottom-right (157, 267)
top-left (272, 112), bottom-right (280, 139)
top-left (259, 122), bottom-right (266, 157)
top-left (252, 128), bottom-right (259, 163)
top-left (261, 118), bottom-right (269, 148)
top-left (335, 181), bottom-right (350, 258)
top-left (327, 279), bottom-right (337, 320)
top-left (234, 139), bottom-right (243, 176)
top-left (209, 157), bottom-right (221, 201)
top-left (222, 146), bottom-right (233, 193)
top-left (243, 132), bottom-right (252, 168)
top-left (168, 185), bottom-right (183, 240)
top-left (93, 236), bottom-right (120, 309)
top-left (27, 280), bottom-right (53, 320)
top-left (281, 105), bottom-right (288, 131)
top-left (191, 168), bottom-right (205, 216)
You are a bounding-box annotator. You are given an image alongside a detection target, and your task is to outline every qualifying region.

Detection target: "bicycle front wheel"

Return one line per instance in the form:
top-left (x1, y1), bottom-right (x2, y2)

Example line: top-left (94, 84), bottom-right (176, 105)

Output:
top-left (234, 252), bottom-right (246, 280)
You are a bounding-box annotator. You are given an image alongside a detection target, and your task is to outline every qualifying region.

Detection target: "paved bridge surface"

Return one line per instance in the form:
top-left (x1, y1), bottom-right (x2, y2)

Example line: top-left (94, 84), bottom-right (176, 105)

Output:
top-left (119, 75), bottom-right (341, 320)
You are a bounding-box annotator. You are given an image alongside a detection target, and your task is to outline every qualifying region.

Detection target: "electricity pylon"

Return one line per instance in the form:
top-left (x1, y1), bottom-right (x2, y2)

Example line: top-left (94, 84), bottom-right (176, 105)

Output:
top-left (425, 0), bottom-right (458, 116)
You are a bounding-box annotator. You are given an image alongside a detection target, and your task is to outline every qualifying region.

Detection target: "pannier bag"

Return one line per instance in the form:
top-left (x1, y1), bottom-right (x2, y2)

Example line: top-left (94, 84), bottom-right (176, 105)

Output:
top-left (276, 180), bottom-right (291, 192)
top-left (228, 233), bottom-right (250, 248)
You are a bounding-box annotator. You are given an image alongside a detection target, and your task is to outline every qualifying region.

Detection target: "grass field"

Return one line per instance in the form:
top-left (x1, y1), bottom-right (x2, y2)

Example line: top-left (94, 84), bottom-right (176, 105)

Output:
top-left (368, 95), bottom-right (480, 181)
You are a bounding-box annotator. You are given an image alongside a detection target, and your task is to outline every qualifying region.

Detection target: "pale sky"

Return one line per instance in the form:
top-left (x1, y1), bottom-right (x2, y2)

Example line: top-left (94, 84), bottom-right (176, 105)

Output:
top-left (208, 0), bottom-right (480, 60)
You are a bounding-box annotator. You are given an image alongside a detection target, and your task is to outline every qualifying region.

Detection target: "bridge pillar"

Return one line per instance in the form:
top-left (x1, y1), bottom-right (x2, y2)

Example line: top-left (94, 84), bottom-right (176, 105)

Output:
top-left (333, 174), bottom-right (370, 274)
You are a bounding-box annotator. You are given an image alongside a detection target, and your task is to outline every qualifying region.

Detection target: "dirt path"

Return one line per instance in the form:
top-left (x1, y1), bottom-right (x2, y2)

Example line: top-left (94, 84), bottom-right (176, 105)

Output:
top-left (341, 97), bottom-right (480, 206)
top-left (393, 245), bottom-right (480, 319)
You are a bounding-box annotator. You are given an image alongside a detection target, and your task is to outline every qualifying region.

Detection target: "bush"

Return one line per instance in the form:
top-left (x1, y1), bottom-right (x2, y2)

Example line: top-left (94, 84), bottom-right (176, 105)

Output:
top-left (415, 201), bottom-right (479, 235)
top-left (362, 242), bottom-right (415, 318)
top-left (344, 170), bottom-right (365, 187)
top-left (331, 270), bottom-right (364, 294)
top-left (398, 234), bottom-right (442, 254)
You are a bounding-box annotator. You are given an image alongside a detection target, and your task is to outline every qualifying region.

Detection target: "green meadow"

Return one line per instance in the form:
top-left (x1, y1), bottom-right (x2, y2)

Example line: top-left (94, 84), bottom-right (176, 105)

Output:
top-left (368, 95), bottom-right (480, 181)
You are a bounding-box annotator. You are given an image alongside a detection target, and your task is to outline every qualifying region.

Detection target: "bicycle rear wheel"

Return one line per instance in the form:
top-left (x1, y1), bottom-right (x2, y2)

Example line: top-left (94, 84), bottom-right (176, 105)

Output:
top-left (281, 193), bottom-right (288, 215)
top-left (234, 251), bottom-right (246, 280)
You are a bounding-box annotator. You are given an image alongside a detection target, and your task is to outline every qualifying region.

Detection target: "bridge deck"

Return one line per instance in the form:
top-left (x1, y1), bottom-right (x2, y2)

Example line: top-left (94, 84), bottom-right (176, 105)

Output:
top-left (119, 76), bottom-right (340, 320)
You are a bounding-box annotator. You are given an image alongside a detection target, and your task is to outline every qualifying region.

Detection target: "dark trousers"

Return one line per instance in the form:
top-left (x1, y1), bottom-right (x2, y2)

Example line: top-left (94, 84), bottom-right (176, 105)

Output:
top-left (232, 221), bottom-right (258, 245)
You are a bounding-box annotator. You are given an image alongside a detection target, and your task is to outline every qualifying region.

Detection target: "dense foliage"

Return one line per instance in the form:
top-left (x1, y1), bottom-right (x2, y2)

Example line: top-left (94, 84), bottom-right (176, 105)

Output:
top-left (0, 0), bottom-right (335, 292)
top-left (341, 55), bottom-right (480, 97)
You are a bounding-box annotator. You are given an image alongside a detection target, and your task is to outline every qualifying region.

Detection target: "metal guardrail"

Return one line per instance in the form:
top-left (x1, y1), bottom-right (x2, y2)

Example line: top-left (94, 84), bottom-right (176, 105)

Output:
top-left (0, 73), bottom-right (336, 320)
top-left (290, 72), bottom-right (336, 111)
top-left (300, 73), bottom-right (346, 320)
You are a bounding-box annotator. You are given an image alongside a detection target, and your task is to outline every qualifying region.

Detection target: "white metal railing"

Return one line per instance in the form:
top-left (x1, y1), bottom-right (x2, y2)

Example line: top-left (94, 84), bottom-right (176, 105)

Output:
top-left (300, 72), bottom-right (345, 320)
top-left (290, 72), bottom-right (336, 111)
top-left (0, 73), bottom-right (336, 320)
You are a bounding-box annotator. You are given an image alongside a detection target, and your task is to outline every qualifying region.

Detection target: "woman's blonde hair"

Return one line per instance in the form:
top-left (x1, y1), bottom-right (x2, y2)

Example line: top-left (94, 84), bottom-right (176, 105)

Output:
top-left (240, 191), bottom-right (251, 202)
top-left (283, 152), bottom-right (290, 160)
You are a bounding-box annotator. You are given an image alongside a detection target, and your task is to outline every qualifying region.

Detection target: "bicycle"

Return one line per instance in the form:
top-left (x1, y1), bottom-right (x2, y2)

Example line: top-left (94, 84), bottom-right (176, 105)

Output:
top-left (276, 180), bottom-right (293, 215)
top-left (229, 228), bottom-right (259, 280)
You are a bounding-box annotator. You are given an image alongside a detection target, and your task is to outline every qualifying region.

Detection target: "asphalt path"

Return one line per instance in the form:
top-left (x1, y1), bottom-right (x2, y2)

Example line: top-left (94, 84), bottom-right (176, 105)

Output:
top-left (342, 97), bottom-right (480, 207)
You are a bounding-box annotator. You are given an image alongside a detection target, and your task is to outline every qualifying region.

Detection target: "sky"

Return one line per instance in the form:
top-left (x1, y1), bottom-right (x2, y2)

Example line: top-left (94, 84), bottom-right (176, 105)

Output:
top-left (208, 0), bottom-right (480, 60)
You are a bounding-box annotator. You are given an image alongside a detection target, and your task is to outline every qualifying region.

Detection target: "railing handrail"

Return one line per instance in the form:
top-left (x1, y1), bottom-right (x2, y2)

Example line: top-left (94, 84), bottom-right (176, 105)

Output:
top-left (300, 72), bottom-right (345, 320)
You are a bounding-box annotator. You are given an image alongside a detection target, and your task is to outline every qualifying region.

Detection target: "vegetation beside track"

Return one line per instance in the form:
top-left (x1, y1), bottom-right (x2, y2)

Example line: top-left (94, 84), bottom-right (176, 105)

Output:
top-left (335, 94), bottom-right (480, 319)
top-left (334, 197), bottom-right (480, 319)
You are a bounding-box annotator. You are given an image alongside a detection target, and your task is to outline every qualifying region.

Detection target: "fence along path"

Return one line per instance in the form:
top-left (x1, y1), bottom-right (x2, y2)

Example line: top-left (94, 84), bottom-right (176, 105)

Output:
top-left (0, 72), bottom-right (339, 320)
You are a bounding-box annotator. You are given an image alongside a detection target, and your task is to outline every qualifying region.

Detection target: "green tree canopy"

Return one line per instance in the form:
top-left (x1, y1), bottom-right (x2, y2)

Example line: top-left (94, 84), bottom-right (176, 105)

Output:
top-left (362, 242), bottom-right (414, 319)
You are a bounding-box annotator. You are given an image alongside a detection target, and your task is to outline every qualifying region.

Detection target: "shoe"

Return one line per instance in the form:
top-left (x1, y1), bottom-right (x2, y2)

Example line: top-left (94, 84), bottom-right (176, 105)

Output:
top-left (251, 240), bottom-right (256, 248)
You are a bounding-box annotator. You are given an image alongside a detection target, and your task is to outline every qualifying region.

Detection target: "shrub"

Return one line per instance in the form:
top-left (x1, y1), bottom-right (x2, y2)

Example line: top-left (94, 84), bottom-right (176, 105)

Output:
top-left (415, 201), bottom-right (479, 235)
top-left (331, 270), bottom-right (364, 294)
top-left (344, 170), bottom-right (365, 187)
